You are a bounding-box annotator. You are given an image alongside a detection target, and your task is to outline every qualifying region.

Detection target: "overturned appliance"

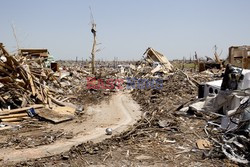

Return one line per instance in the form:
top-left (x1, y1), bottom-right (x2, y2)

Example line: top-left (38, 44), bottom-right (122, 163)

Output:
top-left (199, 64), bottom-right (250, 98)
top-left (190, 64), bottom-right (250, 164)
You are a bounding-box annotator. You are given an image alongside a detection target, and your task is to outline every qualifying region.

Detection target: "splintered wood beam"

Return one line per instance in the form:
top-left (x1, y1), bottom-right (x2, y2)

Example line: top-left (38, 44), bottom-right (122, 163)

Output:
top-left (23, 65), bottom-right (36, 96)
top-left (0, 95), bottom-right (6, 103)
top-left (0, 66), bottom-right (13, 77)
top-left (0, 44), bottom-right (10, 56)
top-left (49, 95), bottom-right (66, 106)
top-left (0, 61), bottom-right (14, 71)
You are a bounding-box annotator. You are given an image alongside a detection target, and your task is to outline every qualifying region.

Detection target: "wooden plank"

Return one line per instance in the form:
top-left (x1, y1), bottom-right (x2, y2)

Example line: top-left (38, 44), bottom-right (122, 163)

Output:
top-left (0, 113), bottom-right (27, 119)
top-left (52, 106), bottom-right (76, 114)
top-left (36, 108), bottom-right (74, 124)
top-left (48, 97), bottom-right (52, 108)
top-left (22, 116), bottom-right (31, 119)
top-left (0, 104), bottom-right (44, 116)
top-left (0, 95), bottom-right (6, 103)
top-left (0, 61), bottom-right (14, 71)
top-left (0, 76), bottom-right (13, 83)
top-left (44, 88), bottom-right (48, 104)
top-left (21, 97), bottom-right (28, 107)
top-left (39, 85), bottom-right (45, 102)
top-left (0, 66), bottom-right (13, 78)
top-left (1, 117), bottom-right (23, 122)
top-left (36, 89), bottom-right (44, 103)
top-left (49, 95), bottom-right (66, 106)
top-left (23, 65), bottom-right (36, 96)
top-left (0, 126), bottom-right (13, 131)
top-left (0, 44), bottom-right (11, 57)
top-left (19, 67), bottom-right (28, 83)
top-left (6, 54), bottom-right (20, 67)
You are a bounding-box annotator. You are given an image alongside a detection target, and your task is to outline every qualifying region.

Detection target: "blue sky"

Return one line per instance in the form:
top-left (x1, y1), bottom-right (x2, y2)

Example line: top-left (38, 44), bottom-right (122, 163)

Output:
top-left (1, 0), bottom-right (250, 60)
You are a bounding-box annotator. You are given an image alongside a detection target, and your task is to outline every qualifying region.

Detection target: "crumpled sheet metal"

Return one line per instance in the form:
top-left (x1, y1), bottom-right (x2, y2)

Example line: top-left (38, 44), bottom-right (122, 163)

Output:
top-left (203, 89), bottom-right (250, 164)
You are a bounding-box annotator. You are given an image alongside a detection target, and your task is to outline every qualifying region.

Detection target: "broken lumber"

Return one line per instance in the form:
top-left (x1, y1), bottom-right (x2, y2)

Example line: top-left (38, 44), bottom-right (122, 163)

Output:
top-left (49, 95), bottom-right (66, 106)
top-left (0, 104), bottom-right (44, 116)
top-left (23, 64), bottom-right (36, 96)
top-left (0, 113), bottom-right (28, 119)
top-left (1, 117), bottom-right (24, 122)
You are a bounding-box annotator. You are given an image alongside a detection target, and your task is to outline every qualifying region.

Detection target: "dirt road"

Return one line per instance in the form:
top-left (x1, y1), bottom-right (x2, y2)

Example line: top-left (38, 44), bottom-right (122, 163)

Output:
top-left (0, 92), bottom-right (141, 163)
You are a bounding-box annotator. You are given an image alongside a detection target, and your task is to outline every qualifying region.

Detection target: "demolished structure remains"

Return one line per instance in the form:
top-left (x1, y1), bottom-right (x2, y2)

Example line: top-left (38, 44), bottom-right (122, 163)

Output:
top-left (143, 47), bottom-right (174, 72)
top-left (228, 45), bottom-right (250, 69)
top-left (186, 64), bottom-right (250, 164)
top-left (0, 40), bottom-right (249, 166)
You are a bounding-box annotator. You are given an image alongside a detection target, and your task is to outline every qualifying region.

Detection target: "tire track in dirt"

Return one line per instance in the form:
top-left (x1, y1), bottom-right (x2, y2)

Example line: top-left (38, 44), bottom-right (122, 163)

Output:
top-left (0, 92), bottom-right (141, 163)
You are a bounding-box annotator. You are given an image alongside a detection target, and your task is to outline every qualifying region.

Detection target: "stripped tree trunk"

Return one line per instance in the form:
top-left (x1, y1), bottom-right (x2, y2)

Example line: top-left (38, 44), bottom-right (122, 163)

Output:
top-left (91, 23), bottom-right (97, 74)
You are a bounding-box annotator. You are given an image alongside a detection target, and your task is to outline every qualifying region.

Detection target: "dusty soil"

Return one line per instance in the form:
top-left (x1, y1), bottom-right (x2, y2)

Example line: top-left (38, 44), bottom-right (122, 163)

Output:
top-left (0, 122), bottom-right (74, 149)
top-left (0, 89), bottom-right (110, 150)
top-left (1, 71), bottom-right (240, 167)
top-left (0, 92), bottom-right (141, 165)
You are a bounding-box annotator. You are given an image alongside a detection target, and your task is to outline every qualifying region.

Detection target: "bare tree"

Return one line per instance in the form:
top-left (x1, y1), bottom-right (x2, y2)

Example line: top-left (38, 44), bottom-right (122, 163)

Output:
top-left (11, 22), bottom-right (20, 50)
top-left (214, 45), bottom-right (222, 66)
top-left (90, 7), bottom-right (96, 74)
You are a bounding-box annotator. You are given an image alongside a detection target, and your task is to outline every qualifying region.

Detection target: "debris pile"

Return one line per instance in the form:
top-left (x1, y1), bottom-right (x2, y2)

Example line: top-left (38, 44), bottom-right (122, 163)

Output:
top-left (204, 94), bottom-right (250, 164)
top-left (49, 69), bottom-right (224, 166)
top-left (143, 47), bottom-right (173, 72)
top-left (0, 43), bottom-right (58, 110)
top-left (123, 57), bottom-right (250, 165)
top-left (1, 42), bottom-right (249, 166)
top-left (0, 42), bottom-right (118, 125)
top-left (0, 43), bottom-right (88, 124)
top-left (184, 64), bottom-right (250, 164)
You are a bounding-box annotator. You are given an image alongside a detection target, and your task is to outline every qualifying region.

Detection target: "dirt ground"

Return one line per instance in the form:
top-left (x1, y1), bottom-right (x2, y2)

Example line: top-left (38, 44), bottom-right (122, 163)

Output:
top-left (0, 91), bottom-right (142, 165)
top-left (0, 89), bottom-right (108, 151)
top-left (1, 71), bottom-right (242, 167)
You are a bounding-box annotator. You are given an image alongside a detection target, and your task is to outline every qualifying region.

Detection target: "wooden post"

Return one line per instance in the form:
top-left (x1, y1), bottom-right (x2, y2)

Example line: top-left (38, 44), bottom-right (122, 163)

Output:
top-left (242, 49), bottom-right (247, 69)
top-left (23, 65), bottom-right (36, 96)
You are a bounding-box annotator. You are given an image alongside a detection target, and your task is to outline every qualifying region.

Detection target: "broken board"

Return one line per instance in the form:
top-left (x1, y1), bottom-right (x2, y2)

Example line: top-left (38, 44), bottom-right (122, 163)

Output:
top-left (36, 107), bottom-right (75, 124)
